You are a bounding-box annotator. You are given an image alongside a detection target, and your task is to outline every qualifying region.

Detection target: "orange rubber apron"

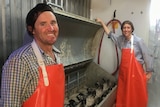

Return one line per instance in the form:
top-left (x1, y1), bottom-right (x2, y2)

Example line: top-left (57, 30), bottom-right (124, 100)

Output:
top-left (116, 36), bottom-right (148, 107)
top-left (22, 40), bottom-right (65, 107)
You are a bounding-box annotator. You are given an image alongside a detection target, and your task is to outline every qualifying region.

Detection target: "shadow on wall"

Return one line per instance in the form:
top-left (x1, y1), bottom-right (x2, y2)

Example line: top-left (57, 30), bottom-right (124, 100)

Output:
top-left (23, 31), bottom-right (33, 46)
top-left (0, 58), bottom-right (4, 97)
top-left (0, 31), bottom-right (31, 97)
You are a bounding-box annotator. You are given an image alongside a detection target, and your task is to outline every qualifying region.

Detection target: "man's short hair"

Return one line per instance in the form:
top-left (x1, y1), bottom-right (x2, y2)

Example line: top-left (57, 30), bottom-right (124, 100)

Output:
top-left (26, 3), bottom-right (54, 36)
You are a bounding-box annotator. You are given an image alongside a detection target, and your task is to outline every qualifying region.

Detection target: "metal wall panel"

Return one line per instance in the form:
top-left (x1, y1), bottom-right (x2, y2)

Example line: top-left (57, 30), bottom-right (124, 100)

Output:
top-left (0, 0), bottom-right (5, 70)
top-left (62, 0), bottom-right (91, 18)
top-left (0, 0), bottom-right (40, 71)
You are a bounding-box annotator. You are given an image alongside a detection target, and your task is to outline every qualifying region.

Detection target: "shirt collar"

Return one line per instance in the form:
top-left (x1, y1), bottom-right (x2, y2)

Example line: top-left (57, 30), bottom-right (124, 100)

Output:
top-left (37, 45), bottom-right (61, 55)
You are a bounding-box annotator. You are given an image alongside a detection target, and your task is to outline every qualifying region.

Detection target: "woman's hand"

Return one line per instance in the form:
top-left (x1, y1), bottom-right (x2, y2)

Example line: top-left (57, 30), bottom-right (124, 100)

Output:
top-left (95, 18), bottom-right (110, 35)
top-left (146, 72), bottom-right (152, 81)
top-left (95, 18), bottom-right (102, 23)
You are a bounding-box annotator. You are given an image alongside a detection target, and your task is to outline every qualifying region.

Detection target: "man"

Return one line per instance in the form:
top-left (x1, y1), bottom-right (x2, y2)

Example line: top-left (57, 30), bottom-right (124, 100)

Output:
top-left (0, 3), bottom-right (65, 107)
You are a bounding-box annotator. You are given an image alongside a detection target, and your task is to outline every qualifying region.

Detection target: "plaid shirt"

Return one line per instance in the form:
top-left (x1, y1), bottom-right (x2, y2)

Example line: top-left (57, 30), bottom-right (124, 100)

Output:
top-left (0, 43), bottom-right (61, 107)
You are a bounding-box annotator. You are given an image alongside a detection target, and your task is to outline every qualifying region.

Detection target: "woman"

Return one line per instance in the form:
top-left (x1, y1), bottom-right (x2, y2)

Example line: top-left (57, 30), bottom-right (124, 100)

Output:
top-left (96, 18), bottom-right (153, 107)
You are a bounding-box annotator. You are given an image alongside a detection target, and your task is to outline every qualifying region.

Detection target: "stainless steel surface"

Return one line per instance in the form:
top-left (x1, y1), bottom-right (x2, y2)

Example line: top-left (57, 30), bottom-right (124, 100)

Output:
top-left (98, 86), bottom-right (117, 107)
top-left (53, 8), bottom-right (117, 107)
top-left (54, 9), bottom-right (101, 66)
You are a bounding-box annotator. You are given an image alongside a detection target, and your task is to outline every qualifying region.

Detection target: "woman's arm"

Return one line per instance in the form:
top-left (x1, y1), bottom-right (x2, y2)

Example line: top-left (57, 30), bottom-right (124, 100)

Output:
top-left (96, 18), bottom-right (111, 35)
top-left (139, 39), bottom-right (153, 81)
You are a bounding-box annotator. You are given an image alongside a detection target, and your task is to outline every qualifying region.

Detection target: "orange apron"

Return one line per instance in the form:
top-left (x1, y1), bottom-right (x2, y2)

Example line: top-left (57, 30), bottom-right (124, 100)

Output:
top-left (22, 40), bottom-right (65, 107)
top-left (116, 37), bottom-right (148, 107)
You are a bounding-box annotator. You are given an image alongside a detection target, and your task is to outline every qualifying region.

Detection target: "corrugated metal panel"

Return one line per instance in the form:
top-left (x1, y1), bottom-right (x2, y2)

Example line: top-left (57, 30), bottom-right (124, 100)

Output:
top-left (0, 0), bottom-right (40, 70)
top-left (0, 0), bottom-right (6, 70)
top-left (62, 0), bottom-right (91, 18)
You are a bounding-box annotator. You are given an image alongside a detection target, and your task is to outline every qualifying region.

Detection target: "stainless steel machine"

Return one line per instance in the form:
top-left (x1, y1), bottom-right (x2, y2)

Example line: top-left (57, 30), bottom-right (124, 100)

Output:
top-left (53, 9), bottom-right (117, 107)
top-left (64, 61), bottom-right (117, 107)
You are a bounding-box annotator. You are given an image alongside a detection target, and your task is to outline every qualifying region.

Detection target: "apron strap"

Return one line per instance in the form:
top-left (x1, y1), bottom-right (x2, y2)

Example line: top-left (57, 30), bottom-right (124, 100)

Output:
top-left (131, 35), bottom-right (134, 53)
top-left (31, 40), bottom-right (49, 86)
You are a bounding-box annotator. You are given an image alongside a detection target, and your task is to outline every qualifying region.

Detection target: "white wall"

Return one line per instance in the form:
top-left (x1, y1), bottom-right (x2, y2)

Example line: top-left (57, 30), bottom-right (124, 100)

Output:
top-left (91, 0), bottom-right (151, 74)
